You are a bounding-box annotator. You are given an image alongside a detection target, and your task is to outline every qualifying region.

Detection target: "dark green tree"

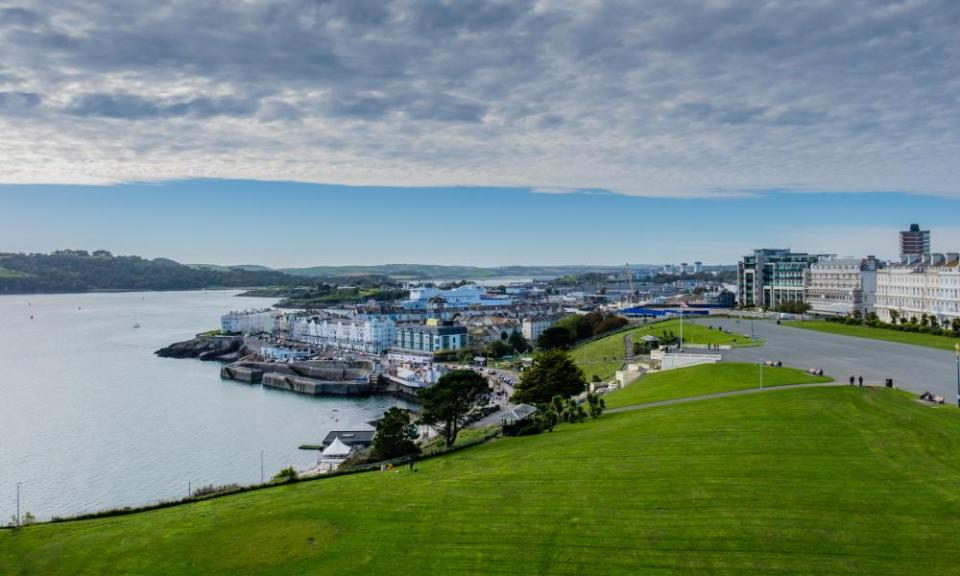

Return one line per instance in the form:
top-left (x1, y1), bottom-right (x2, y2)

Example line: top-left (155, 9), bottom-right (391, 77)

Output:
top-left (513, 350), bottom-right (587, 404)
top-left (487, 339), bottom-right (511, 358)
top-left (537, 326), bottom-right (574, 350)
top-left (372, 407), bottom-right (420, 460)
top-left (586, 393), bottom-right (605, 419)
top-left (419, 370), bottom-right (490, 447)
top-left (535, 405), bottom-right (560, 432)
top-left (508, 330), bottom-right (530, 353)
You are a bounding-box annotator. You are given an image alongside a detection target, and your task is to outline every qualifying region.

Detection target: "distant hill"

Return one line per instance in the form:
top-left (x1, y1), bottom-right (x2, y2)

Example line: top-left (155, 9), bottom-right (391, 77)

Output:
top-left (0, 250), bottom-right (314, 294)
top-left (280, 263), bottom-right (629, 280)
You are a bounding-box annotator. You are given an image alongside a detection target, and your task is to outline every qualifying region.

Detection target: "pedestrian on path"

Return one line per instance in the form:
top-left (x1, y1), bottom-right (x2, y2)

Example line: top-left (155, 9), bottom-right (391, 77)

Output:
top-left (849, 375), bottom-right (855, 386)
top-left (858, 376), bottom-right (863, 387)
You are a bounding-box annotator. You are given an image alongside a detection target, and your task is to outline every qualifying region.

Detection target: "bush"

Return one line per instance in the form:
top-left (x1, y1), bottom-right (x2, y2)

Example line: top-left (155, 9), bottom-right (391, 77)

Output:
top-left (271, 466), bottom-right (298, 483)
top-left (192, 484), bottom-right (242, 498)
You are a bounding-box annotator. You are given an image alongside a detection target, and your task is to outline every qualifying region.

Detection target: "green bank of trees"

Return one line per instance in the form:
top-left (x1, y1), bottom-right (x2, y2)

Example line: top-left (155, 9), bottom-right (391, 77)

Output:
top-left (0, 251), bottom-right (313, 293)
top-left (538, 312), bottom-right (629, 350)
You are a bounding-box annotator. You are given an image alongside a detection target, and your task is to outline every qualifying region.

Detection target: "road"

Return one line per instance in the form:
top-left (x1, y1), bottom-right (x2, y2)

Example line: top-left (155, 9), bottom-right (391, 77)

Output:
top-left (687, 317), bottom-right (959, 401)
top-left (471, 366), bottom-right (521, 427)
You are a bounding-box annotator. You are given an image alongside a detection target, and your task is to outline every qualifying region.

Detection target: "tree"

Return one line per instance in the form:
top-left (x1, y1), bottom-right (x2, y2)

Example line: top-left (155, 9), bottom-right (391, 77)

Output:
top-left (593, 315), bottom-right (627, 335)
top-left (888, 309), bottom-right (900, 324)
top-left (508, 330), bottom-right (530, 353)
top-left (487, 339), bottom-right (511, 358)
top-left (561, 398), bottom-right (587, 423)
top-left (419, 370), bottom-right (490, 447)
top-left (535, 405), bottom-right (560, 432)
top-left (537, 326), bottom-right (574, 350)
top-left (513, 350), bottom-right (587, 404)
top-left (586, 393), bottom-right (605, 419)
top-left (372, 407), bottom-right (420, 460)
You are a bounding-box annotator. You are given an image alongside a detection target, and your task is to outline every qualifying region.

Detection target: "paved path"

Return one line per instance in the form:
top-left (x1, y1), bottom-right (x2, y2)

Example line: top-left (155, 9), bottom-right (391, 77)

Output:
top-left (606, 381), bottom-right (845, 414)
top-left (688, 317), bottom-right (959, 401)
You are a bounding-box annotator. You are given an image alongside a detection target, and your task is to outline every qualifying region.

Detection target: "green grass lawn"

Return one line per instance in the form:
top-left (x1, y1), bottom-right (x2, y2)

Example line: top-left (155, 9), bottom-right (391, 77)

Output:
top-left (0, 265), bottom-right (26, 278)
top-left (3, 386), bottom-right (960, 575)
top-left (785, 320), bottom-right (960, 351)
top-left (571, 319), bottom-right (759, 382)
top-left (604, 362), bottom-right (833, 408)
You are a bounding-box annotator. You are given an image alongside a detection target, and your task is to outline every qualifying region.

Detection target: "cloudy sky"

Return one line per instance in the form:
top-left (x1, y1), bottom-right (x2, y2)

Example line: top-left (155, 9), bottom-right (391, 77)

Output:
top-left (1, 1), bottom-right (959, 264)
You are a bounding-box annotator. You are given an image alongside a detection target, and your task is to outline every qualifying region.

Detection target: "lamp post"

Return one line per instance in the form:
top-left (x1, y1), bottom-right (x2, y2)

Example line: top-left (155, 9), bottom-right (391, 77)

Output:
top-left (955, 342), bottom-right (959, 408)
top-left (260, 450), bottom-right (265, 484)
top-left (16, 482), bottom-right (21, 527)
top-left (760, 359), bottom-right (764, 392)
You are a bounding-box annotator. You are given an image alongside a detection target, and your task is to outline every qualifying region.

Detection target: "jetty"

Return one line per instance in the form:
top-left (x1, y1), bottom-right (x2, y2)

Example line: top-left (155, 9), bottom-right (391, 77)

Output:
top-left (221, 358), bottom-right (381, 397)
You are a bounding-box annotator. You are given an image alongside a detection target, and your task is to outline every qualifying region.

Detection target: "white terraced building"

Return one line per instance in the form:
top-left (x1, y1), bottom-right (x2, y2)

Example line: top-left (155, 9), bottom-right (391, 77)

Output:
top-left (521, 313), bottom-right (565, 343)
top-left (403, 284), bottom-right (512, 309)
top-left (291, 316), bottom-right (397, 354)
top-left (221, 309), bottom-right (283, 334)
top-left (874, 253), bottom-right (960, 325)
top-left (804, 256), bottom-right (879, 316)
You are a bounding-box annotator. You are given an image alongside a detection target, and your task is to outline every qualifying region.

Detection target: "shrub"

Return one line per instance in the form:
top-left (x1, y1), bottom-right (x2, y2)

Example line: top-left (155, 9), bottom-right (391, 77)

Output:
top-left (271, 466), bottom-right (298, 483)
top-left (192, 484), bottom-right (242, 498)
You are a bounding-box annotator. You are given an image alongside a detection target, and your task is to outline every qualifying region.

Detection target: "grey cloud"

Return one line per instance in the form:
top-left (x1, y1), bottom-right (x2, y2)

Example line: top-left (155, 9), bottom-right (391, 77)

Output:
top-left (0, 0), bottom-right (957, 197)
top-left (329, 92), bottom-right (486, 123)
top-left (0, 7), bottom-right (44, 27)
top-left (0, 91), bottom-right (40, 114)
top-left (65, 94), bottom-right (258, 120)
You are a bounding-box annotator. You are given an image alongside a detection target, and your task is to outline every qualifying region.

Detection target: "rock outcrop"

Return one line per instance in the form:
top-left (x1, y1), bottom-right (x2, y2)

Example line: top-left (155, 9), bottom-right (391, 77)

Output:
top-left (155, 335), bottom-right (247, 361)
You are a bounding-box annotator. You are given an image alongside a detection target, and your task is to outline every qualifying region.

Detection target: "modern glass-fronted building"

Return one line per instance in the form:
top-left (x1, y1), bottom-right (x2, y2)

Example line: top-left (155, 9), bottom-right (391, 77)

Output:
top-left (737, 249), bottom-right (822, 309)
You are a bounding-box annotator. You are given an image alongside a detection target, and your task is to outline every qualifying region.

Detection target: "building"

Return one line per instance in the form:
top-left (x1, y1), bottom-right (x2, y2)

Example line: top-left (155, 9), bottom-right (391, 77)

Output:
top-left (875, 253), bottom-right (960, 325)
top-left (392, 320), bottom-right (469, 358)
top-left (291, 316), bottom-right (396, 354)
top-left (321, 430), bottom-right (375, 449)
top-left (804, 257), bottom-right (879, 316)
top-left (693, 261), bottom-right (703, 274)
top-left (899, 223), bottom-right (931, 262)
top-left (737, 249), bottom-right (823, 309)
top-left (521, 313), bottom-right (565, 343)
top-left (220, 308), bottom-right (282, 335)
top-left (402, 284), bottom-right (512, 309)
top-left (699, 290), bottom-right (735, 308)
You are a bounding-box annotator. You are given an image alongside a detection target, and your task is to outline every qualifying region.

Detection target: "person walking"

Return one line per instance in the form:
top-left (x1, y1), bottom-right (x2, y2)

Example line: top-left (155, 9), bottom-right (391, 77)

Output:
top-left (858, 376), bottom-right (863, 387)
top-left (849, 375), bottom-right (855, 386)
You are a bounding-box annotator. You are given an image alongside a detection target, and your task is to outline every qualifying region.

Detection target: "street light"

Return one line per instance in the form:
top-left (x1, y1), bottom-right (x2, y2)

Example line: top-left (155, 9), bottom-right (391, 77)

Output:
top-left (955, 342), bottom-right (959, 408)
top-left (260, 450), bottom-right (265, 484)
top-left (16, 481), bottom-right (21, 527)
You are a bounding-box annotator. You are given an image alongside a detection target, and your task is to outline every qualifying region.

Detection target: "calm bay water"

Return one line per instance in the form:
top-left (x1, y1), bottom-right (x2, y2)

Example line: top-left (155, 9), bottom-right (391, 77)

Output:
top-left (0, 290), bottom-right (411, 521)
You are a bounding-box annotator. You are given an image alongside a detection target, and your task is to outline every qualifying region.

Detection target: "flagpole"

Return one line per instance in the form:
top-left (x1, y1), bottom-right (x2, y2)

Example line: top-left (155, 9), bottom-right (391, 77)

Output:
top-left (679, 302), bottom-right (684, 352)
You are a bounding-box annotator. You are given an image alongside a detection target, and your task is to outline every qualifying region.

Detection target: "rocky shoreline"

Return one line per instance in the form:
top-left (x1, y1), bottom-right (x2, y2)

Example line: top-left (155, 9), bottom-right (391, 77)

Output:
top-left (155, 334), bottom-right (253, 362)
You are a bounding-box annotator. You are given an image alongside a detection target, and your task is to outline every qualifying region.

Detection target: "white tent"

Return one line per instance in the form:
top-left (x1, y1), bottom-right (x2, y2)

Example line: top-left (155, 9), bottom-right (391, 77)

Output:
top-left (321, 436), bottom-right (353, 459)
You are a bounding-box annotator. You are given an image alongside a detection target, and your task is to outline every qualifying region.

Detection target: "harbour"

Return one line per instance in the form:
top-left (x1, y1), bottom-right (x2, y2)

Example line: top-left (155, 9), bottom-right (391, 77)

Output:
top-left (0, 290), bottom-right (414, 521)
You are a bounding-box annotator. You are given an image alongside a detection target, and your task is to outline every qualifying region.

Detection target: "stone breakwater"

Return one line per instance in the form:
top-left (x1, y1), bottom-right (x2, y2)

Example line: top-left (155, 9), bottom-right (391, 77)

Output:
top-left (154, 334), bottom-right (252, 362)
top-left (221, 359), bottom-right (379, 396)
top-left (157, 337), bottom-right (421, 400)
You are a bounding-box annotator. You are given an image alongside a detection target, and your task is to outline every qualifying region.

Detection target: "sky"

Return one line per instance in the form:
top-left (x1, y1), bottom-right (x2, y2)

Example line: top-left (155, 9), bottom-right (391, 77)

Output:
top-left (2, 184), bottom-right (959, 267)
top-left (0, 1), bottom-right (958, 265)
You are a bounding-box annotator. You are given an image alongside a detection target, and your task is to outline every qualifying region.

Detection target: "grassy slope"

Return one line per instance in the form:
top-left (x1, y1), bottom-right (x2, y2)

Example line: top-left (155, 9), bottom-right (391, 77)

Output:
top-left (572, 319), bottom-right (759, 381)
top-left (604, 362), bottom-right (833, 408)
top-left (785, 320), bottom-right (960, 352)
top-left (0, 257), bottom-right (27, 278)
top-left (4, 387), bottom-right (960, 575)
